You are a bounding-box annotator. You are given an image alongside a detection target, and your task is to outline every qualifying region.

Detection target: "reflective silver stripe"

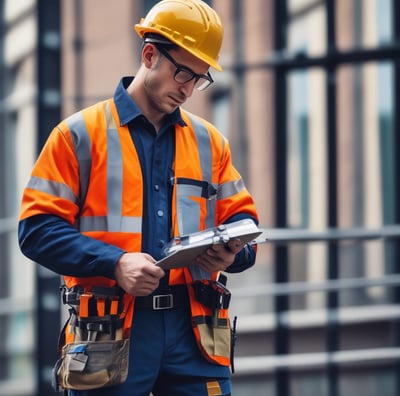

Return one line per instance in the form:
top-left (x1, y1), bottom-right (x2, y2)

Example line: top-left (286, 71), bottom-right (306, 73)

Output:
top-left (185, 114), bottom-right (216, 281)
top-left (104, 101), bottom-right (142, 233)
top-left (189, 264), bottom-right (213, 282)
top-left (26, 176), bottom-right (76, 202)
top-left (217, 178), bottom-right (246, 200)
top-left (66, 111), bottom-right (92, 207)
top-left (105, 101), bottom-right (124, 229)
top-left (176, 184), bottom-right (202, 234)
top-left (186, 114), bottom-right (216, 229)
top-left (79, 215), bottom-right (142, 233)
top-left (189, 114), bottom-right (212, 182)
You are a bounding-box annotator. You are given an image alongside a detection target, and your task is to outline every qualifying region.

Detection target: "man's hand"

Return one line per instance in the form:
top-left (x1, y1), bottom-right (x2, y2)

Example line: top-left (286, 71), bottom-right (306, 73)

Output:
top-left (195, 238), bottom-right (244, 272)
top-left (114, 252), bottom-right (165, 296)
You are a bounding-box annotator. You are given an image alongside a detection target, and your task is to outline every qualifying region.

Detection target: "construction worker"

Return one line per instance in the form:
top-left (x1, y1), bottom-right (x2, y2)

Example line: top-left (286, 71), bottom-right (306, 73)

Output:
top-left (18, 0), bottom-right (259, 395)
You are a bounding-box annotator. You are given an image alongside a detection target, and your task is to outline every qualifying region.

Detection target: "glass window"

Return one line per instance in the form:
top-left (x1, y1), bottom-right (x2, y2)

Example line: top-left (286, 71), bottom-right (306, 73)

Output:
top-left (212, 90), bottom-right (230, 138)
top-left (339, 366), bottom-right (397, 396)
top-left (336, 61), bottom-right (395, 307)
top-left (286, 68), bottom-right (329, 310)
top-left (336, 0), bottom-right (393, 51)
top-left (287, 1), bottom-right (327, 57)
top-left (0, 1), bottom-right (36, 392)
top-left (286, 68), bottom-right (328, 231)
top-left (337, 62), bottom-right (394, 228)
top-left (144, 0), bottom-right (211, 13)
top-left (144, 0), bottom-right (160, 13)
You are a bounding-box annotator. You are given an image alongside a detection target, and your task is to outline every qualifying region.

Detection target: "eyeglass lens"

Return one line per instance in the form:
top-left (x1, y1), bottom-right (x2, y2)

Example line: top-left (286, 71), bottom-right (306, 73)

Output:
top-left (157, 46), bottom-right (213, 91)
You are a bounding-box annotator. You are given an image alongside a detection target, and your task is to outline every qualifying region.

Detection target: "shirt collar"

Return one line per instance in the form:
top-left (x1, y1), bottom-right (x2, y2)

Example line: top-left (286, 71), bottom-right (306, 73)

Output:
top-left (113, 76), bottom-right (186, 128)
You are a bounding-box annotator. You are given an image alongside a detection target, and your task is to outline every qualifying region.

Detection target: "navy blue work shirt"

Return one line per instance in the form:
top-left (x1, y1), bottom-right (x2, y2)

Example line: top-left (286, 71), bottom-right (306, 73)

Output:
top-left (114, 77), bottom-right (182, 263)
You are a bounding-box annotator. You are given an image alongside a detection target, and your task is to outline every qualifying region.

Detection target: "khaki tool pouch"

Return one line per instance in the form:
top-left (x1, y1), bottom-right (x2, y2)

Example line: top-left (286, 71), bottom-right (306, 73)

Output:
top-left (52, 285), bottom-right (130, 391)
top-left (194, 316), bottom-right (231, 360)
top-left (191, 276), bottom-right (238, 369)
top-left (55, 338), bottom-right (129, 391)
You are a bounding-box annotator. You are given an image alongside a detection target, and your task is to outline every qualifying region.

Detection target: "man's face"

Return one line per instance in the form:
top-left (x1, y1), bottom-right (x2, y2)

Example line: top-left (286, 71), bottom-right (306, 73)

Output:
top-left (143, 44), bottom-right (210, 115)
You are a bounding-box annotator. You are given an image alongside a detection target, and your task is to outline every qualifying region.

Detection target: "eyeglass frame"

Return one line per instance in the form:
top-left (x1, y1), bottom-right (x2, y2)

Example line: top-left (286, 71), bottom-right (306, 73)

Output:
top-left (154, 44), bottom-right (214, 91)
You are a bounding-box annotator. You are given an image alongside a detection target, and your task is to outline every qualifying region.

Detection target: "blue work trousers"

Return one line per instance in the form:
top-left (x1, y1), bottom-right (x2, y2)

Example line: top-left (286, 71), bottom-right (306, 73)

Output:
top-left (70, 304), bottom-right (231, 396)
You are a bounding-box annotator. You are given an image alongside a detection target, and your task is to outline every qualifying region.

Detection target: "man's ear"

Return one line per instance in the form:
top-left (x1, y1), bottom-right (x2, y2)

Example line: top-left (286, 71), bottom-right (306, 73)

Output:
top-left (142, 43), bottom-right (157, 68)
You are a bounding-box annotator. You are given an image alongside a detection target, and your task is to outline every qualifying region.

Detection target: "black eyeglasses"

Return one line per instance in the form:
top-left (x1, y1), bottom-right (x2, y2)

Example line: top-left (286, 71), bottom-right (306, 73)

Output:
top-left (156, 45), bottom-right (214, 91)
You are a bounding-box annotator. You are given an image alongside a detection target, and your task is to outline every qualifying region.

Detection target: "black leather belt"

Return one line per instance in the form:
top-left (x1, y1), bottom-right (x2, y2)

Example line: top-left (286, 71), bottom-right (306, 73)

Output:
top-left (134, 285), bottom-right (189, 310)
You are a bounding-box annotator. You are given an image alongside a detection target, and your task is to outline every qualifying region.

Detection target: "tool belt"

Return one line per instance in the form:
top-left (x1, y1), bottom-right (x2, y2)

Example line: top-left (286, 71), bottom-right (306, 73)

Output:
top-left (52, 285), bottom-right (130, 392)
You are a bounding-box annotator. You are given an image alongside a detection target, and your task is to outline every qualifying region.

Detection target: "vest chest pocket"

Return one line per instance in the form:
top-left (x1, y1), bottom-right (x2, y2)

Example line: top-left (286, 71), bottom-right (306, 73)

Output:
top-left (174, 178), bottom-right (217, 235)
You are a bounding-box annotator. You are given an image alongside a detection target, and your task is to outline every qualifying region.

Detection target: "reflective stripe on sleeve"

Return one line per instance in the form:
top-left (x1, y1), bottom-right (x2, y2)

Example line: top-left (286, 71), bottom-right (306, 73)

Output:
top-left (66, 111), bottom-right (92, 208)
top-left (217, 178), bottom-right (246, 200)
top-left (79, 214), bottom-right (142, 233)
top-left (26, 176), bottom-right (76, 203)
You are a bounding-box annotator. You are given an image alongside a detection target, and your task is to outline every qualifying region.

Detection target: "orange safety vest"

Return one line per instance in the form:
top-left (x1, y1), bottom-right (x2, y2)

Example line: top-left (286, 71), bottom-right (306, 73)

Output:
top-left (20, 98), bottom-right (258, 366)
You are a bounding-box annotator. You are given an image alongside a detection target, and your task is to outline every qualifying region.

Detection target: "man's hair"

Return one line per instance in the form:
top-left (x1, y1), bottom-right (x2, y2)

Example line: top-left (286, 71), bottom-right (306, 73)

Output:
top-left (142, 33), bottom-right (179, 51)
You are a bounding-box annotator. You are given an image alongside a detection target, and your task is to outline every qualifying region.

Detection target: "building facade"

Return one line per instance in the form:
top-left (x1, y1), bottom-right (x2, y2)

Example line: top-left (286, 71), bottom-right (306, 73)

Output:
top-left (0, 0), bottom-right (399, 395)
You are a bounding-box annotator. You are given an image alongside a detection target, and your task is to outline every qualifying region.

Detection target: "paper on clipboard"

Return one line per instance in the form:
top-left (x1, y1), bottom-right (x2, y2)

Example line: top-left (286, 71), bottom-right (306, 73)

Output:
top-left (156, 219), bottom-right (264, 270)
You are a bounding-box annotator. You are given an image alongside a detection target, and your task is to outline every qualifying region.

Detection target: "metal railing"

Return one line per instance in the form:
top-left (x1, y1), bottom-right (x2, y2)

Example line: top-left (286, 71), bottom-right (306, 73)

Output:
top-left (232, 224), bottom-right (400, 395)
top-left (0, 216), bottom-right (17, 234)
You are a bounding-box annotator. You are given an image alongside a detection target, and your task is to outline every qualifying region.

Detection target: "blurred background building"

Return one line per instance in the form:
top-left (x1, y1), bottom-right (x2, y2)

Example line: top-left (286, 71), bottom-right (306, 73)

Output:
top-left (1, 0), bottom-right (399, 395)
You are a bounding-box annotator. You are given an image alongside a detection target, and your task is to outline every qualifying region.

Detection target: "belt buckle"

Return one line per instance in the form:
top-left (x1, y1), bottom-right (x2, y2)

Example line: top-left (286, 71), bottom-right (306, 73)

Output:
top-left (153, 294), bottom-right (174, 310)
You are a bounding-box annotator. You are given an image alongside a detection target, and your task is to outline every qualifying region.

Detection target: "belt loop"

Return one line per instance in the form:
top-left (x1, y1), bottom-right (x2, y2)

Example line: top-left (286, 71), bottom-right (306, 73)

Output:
top-left (79, 294), bottom-right (91, 318)
top-left (110, 299), bottom-right (119, 315)
top-left (97, 298), bottom-right (105, 317)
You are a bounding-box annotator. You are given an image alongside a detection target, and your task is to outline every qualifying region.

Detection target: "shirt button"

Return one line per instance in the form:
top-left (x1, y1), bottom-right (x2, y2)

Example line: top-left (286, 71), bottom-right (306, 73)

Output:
top-left (154, 184), bottom-right (159, 191)
top-left (157, 210), bottom-right (164, 217)
top-left (157, 240), bottom-right (165, 248)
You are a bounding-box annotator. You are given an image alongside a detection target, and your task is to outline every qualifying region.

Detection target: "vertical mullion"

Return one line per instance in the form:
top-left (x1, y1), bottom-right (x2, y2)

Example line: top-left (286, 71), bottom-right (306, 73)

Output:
top-left (393, 0), bottom-right (400, 231)
top-left (0, 3), bottom-right (9, 382)
top-left (273, 1), bottom-right (290, 396)
top-left (73, 0), bottom-right (84, 111)
top-left (36, 1), bottom-right (62, 394)
top-left (325, 1), bottom-right (339, 396)
top-left (392, 0), bottom-right (400, 392)
top-left (0, 4), bottom-right (5, 216)
top-left (233, 0), bottom-right (248, 179)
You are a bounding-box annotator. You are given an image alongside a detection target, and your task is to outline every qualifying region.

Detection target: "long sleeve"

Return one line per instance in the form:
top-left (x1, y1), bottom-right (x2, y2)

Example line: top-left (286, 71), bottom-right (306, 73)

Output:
top-left (18, 214), bottom-right (125, 279)
top-left (224, 213), bottom-right (258, 273)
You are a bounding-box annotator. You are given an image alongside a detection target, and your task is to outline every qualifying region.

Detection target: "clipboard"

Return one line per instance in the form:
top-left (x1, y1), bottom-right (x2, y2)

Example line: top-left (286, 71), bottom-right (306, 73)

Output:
top-left (156, 219), bottom-right (264, 270)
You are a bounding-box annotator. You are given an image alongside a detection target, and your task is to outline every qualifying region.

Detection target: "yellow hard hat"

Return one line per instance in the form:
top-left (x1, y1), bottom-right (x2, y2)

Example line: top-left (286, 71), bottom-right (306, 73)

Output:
top-left (134, 0), bottom-right (223, 71)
